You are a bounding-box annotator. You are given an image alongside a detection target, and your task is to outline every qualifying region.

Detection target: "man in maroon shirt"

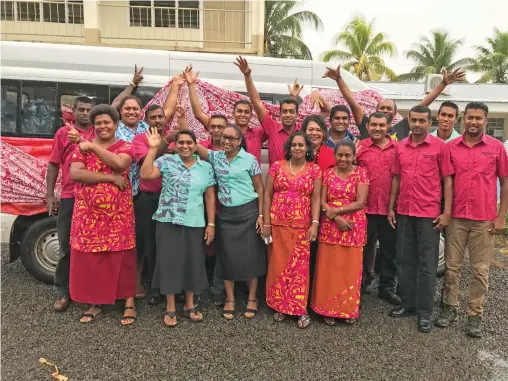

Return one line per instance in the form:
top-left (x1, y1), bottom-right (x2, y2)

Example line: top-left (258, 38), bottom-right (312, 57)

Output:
top-left (387, 105), bottom-right (454, 333)
top-left (47, 96), bottom-right (95, 312)
top-left (356, 112), bottom-right (400, 306)
top-left (435, 102), bottom-right (508, 337)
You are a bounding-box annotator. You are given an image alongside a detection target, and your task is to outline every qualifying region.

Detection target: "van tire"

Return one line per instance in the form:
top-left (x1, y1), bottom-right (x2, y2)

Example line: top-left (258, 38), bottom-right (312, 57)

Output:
top-left (19, 217), bottom-right (58, 285)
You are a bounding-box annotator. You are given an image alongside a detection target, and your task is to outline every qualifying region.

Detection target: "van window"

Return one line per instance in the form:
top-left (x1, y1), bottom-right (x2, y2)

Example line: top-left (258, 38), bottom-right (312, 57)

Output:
top-left (58, 83), bottom-right (109, 125)
top-left (110, 85), bottom-right (160, 109)
top-left (1, 80), bottom-right (19, 134)
top-left (20, 81), bottom-right (58, 136)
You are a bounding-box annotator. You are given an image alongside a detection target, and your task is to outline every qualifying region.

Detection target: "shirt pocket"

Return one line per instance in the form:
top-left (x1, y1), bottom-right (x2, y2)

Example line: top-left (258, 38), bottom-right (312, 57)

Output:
top-left (476, 154), bottom-right (496, 174)
top-left (419, 158), bottom-right (438, 177)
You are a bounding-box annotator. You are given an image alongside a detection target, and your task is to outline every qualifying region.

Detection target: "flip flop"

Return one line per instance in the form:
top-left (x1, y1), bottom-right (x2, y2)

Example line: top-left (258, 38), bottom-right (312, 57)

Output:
top-left (163, 311), bottom-right (177, 327)
top-left (183, 306), bottom-right (203, 322)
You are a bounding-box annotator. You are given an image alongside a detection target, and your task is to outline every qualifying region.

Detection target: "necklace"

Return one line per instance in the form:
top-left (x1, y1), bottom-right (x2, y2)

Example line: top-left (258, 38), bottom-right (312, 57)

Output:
top-left (290, 160), bottom-right (306, 176)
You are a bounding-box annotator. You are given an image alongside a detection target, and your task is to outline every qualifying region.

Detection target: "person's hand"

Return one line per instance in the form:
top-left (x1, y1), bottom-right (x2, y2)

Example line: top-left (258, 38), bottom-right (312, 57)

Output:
top-left (433, 213), bottom-right (450, 231)
top-left (132, 65), bottom-right (144, 87)
top-left (322, 64), bottom-right (342, 81)
top-left (387, 209), bottom-right (396, 229)
top-left (234, 56), bottom-right (252, 76)
top-left (46, 195), bottom-right (59, 216)
top-left (288, 78), bottom-right (303, 98)
top-left (307, 223), bottom-right (318, 242)
top-left (204, 225), bottom-right (215, 245)
top-left (183, 64), bottom-right (200, 84)
top-left (335, 216), bottom-right (353, 231)
top-left (324, 205), bottom-right (336, 220)
top-left (145, 127), bottom-right (161, 149)
top-left (68, 126), bottom-right (81, 144)
top-left (174, 104), bottom-right (185, 119)
top-left (173, 73), bottom-right (186, 86)
top-left (112, 174), bottom-right (127, 190)
top-left (256, 215), bottom-right (263, 234)
top-left (442, 68), bottom-right (466, 85)
top-left (262, 225), bottom-right (272, 239)
top-left (78, 141), bottom-right (94, 154)
top-left (310, 90), bottom-right (324, 110)
top-left (488, 216), bottom-right (505, 235)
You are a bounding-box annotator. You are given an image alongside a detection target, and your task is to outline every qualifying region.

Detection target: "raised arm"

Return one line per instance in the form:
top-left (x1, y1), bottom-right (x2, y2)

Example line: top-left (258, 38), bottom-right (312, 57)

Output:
top-left (79, 141), bottom-right (133, 171)
top-left (323, 64), bottom-right (364, 126)
top-left (234, 56), bottom-right (267, 122)
top-left (111, 65), bottom-right (144, 109)
top-left (417, 68), bottom-right (466, 107)
top-left (310, 90), bottom-right (332, 117)
top-left (184, 65), bottom-right (211, 127)
top-left (163, 74), bottom-right (185, 124)
top-left (288, 78), bottom-right (304, 107)
top-left (140, 128), bottom-right (163, 181)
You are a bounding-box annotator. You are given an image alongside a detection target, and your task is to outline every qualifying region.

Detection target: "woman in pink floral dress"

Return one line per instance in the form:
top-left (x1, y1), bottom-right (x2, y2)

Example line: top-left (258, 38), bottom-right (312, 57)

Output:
top-left (311, 139), bottom-right (369, 325)
top-left (263, 132), bottom-right (322, 329)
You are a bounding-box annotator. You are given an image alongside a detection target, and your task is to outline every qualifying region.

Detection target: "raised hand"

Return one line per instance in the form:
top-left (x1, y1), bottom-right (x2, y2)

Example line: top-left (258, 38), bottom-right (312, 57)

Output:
top-left (442, 68), bottom-right (466, 85)
top-left (288, 78), bottom-right (303, 98)
top-left (234, 56), bottom-right (252, 76)
top-left (174, 104), bottom-right (185, 119)
top-left (322, 64), bottom-right (342, 82)
top-left (146, 127), bottom-right (162, 148)
top-left (183, 64), bottom-right (200, 84)
top-left (132, 65), bottom-right (144, 87)
top-left (172, 73), bottom-right (186, 86)
top-left (68, 126), bottom-right (81, 144)
top-left (310, 90), bottom-right (324, 109)
top-left (78, 141), bottom-right (94, 154)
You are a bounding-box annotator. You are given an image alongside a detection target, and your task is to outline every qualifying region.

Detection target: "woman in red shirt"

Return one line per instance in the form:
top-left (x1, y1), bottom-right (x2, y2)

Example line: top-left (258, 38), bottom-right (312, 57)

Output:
top-left (302, 114), bottom-right (336, 172)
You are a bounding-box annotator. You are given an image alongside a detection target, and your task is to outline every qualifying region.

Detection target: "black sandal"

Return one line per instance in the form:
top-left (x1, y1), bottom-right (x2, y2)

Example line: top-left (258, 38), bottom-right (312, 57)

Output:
top-left (80, 304), bottom-right (102, 323)
top-left (244, 299), bottom-right (258, 319)
top-left (163, 311), bottom-right (177, 327)
top-left (184, 306), bottom-right (203, 322)
top-left (120, 306), bottom-right (137, 326)
top-left (223, 300), bottom-right (235, 320)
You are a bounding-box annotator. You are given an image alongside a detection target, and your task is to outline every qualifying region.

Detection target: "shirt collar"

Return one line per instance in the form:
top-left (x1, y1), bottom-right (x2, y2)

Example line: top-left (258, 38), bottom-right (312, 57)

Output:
top-left (173, 154), bottom-right (204, 167)
top-left (364, 135), bottom-right (394, 148)
top-left (405, 132), bottom-right (432, 147)
top-left (459, 132), bottom-right (488, 146)
top-left (237, 148), bottom-right (246, 158)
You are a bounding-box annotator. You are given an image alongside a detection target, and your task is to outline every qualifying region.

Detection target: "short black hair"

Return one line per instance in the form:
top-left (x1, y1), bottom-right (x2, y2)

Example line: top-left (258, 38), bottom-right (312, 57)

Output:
top-left (175, 130), bottom-right (197, 143)
top-left (283, 131), bottom-right (314, 161)
top-left (334, 139), bottom-right (356, 156)
top-left (119, 95), bottom-right (142, 110)
top-left (329, 105), bottom-right (351, 122)
top-left (280, 98), bottom-right (299, 112)
top-left (465, 101), bottom-right (489, 117)
top-left (89, 104), bottom-right (120, 125)
top-left (438, 101), bottom-right (459, 117)
top-left (408, 105), bottom-right (432, 121)
top-left (145, 104), bottom-right (164, 118)
top-left (225, 124), bottom-right (248, 151)
top-left (74, 96), bottom-right (95, 108)
top-left (233, 99), bottom-right (252, 112)
top-left (303, 114), bottom-right (327, 138)
top-left (368, 111), bottom-right (391, 124)
top-left (209, 114), bottom-right (228, 125)
top-left (377, 98), bottom-right (398, 113)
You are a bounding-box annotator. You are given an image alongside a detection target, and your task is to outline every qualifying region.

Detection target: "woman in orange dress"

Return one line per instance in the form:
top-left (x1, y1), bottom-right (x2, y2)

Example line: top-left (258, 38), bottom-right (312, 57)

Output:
top-left (69, 104), bottom-right (137, 325)
top-left (311, 139), bottom-right (369, 325)
top-left (263, 132), bottom-right (322, 329)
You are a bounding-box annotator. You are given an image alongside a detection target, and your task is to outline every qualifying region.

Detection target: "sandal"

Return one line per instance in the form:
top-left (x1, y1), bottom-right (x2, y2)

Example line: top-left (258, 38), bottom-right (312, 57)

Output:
top-left (80, 305), bottom-right (102, 323)
top-left (244, 299), bottom-right (258, 319)
top-left (273, 312), bottom-right (286, 322)
top-left (324, 317), bottom-right (336, 326)
top-left (120, 306), bottom-right (137, 326)
top-left (135, 289), bottom-right (146, 299)
top-left (344, 318), bottom-right (356, 324)
top-left (297, 315), bottom-right (311, 329)
top-left (184, 306), bottom-right (203, 322)
top-left (163, 311), bottom-right (177, 327)
top-left (223, 300), bottom-right (236, 320)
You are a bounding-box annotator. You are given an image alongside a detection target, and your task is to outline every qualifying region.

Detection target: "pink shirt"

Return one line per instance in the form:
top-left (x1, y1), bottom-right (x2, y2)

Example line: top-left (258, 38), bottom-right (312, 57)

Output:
top-left (243, 126), bottom-right (265, 164)
top-left (49, 124), bottom-right (95, 199)
top-left (133, 133), bottom-right (162, 193)
top-left (449, 134), bottom-right (508, 221)
top-left (261, 116), bottom-right (302, 165)
top-left (357, 137), bottom-right (396, 216)
top-left (392, 133), bottom-right (454, 218)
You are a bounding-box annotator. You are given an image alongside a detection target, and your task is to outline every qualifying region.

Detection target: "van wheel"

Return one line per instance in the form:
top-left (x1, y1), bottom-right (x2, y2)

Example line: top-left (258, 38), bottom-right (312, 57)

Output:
top-left (437, 233), bottom-right (446, 278)
top-left (19, 217), bottom-right (58, 285)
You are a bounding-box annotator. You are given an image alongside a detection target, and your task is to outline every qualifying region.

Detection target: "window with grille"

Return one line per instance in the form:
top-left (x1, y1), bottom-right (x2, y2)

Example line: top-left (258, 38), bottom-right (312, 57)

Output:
top-left (129, 0), bottom-right (199, 29)
top-left (1, 1), bottom-right (83, 23)
top-left (486, 118), bottom-right (505, 141)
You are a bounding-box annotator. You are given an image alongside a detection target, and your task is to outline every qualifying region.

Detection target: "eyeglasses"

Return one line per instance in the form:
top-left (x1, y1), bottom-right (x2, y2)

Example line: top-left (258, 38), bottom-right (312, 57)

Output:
top-left (220, 135), bottom-right (240, 142)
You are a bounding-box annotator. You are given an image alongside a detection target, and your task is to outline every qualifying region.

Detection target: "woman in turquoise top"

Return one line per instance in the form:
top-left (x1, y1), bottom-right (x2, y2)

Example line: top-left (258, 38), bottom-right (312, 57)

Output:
top-left (196, 125), bottom-right (266, 320)
top-left (140, 128), bottom-right (216, 327)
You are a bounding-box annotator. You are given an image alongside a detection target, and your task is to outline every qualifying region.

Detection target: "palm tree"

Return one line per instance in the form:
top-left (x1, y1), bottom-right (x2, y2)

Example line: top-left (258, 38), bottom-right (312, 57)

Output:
top-left (398, 31), bottom-right (471, 82)
top-left (320, 16), bottom-right (397, 81)
top-left (264, 1), bottom-right (323, 60)
top-left (466, 28), bottom-right (508, 83)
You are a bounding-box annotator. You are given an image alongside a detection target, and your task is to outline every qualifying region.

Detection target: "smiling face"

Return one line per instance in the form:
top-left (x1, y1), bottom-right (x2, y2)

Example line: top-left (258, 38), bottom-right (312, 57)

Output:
top-left (280, 103), bottom-right (298, 128)
top-left (330, 111), bottom-right (350, 134)
top-left (305, 121), bottom-right (324, 149)
top-left (220, 126), bottom-right (241, 154)
top-left (290, 135), bottom-right (308, 161)
top-left (367, 116), bottom-right (389, 141)
top-left (146, 108), bottom-right (165, 132)
top-left (208, 117), bottom-right (227, 142)
top-left (121, 99), bottom-right (141, 127)
top-left (175, 132), bottom-right (197, 160)
top-left (233, 104), bottom-right (252, 128)
top-left (437, 106), bottom-right (458, 134)
top-left (94, 114), bottom-right (118, 141)
top-left (464, 108), bottom-right (487, 137)
top-left (408, 111), bottom-right (431, 137)
top-left (335, 145), bottom-right (355, 170)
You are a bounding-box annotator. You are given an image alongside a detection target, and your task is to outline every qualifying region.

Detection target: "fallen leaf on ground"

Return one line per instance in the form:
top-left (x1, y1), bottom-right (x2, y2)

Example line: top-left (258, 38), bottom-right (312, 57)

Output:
top-left (39, 358), bottom-right (69, 381)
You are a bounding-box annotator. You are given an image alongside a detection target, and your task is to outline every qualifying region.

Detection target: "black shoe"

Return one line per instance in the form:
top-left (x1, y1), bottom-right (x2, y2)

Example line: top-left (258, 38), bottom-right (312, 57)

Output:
top-left (466, 315), bottom-right (482, 338)
top-left (362, 273), bottom-right (376, 294)
top-left (389, 307), bottom-right (416, 318)
top-left (212, 293), bottom-right (226, 307)
top-left (418, 317), bottom-right (432, 333)
top-left (378, 290), bottom-right (401, 306)
top-left (435, 306), bottom-right (458, 328)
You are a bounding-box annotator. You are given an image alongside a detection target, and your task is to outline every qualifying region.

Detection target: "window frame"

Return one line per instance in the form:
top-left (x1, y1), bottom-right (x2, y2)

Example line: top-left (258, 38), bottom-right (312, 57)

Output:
top-left (1, 1), bottom-right (83, 24)
top-left (128, 0), bottom-right (201, 29)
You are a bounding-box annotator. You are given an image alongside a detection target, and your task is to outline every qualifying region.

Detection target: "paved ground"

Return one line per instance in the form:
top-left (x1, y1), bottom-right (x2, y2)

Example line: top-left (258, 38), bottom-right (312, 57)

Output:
top-left (2, 239), bottom-right (508, 381)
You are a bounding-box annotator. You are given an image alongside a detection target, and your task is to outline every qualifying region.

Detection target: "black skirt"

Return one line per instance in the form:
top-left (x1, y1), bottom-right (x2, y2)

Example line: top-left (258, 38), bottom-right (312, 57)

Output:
top-left (153, 222), bottom-right (208, 295)
top-left (218, 199), bottom-right (267, 281)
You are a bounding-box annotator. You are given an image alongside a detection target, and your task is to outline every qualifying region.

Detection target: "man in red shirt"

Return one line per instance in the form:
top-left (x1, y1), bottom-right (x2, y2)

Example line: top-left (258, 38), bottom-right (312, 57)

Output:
top-left (387, 106), bottom-right (454, 333)
top-left (47, 97), bottom-right (95, 312)
top-left (435, 102), bottom-right (508, 338)
top-left (356, 112), bottom-right (400, 306)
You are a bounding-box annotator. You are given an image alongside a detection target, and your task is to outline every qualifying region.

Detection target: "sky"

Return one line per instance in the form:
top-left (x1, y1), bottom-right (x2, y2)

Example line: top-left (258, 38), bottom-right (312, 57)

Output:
top-left (298, 0), bottom-right (508, 82)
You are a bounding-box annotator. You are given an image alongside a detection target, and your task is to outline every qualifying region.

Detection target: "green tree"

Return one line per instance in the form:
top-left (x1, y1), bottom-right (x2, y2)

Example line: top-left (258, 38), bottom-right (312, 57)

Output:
top-left (467, 28), bottom-right (508, 83)
top-left (398, 31), bottom-right (471, 82)
top-left (264, 0), bottom-right (323, 60)
top-left (320, 16), bottom-right (397, 81)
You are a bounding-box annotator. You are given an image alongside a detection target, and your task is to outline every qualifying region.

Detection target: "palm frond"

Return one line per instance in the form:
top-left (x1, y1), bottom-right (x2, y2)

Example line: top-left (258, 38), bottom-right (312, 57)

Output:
top-left (320, 49), bottom-right (355, 62)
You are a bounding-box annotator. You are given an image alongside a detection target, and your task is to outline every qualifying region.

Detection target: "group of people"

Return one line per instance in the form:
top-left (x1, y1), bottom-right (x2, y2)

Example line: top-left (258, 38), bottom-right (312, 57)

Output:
top-left (46, 58), bottom-right (507, 338)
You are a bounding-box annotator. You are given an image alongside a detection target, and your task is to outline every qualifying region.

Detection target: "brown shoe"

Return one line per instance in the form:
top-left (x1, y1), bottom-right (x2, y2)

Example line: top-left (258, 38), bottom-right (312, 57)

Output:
top-left (54, 296), bottom-right (70, 312)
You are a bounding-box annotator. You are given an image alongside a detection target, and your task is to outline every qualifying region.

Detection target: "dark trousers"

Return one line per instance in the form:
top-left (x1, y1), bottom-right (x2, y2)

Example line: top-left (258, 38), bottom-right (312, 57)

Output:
top-left (54, 198), bottom-right (75, 297)
top-left (396, 214), bottom-right (440, 319)
top-left (367, 214), bottom-right (397, 291)
top-left (137, 191), bottom-right (160, 297)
